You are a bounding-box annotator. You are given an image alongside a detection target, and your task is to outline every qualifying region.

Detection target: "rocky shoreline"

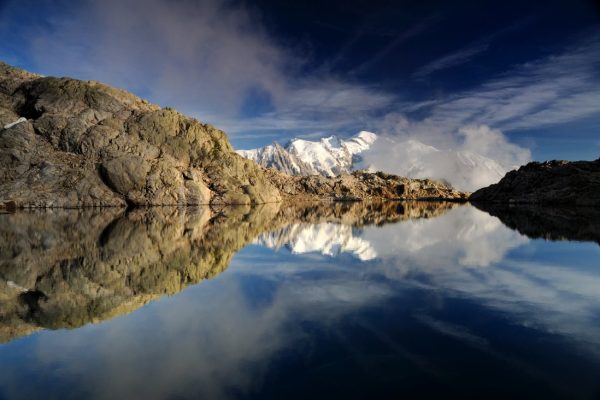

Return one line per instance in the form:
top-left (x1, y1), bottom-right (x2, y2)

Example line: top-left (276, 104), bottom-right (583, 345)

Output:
top-left (0, 62), bottom-right (467, 208)
top-left (470, 159), bottom-right (600, 206)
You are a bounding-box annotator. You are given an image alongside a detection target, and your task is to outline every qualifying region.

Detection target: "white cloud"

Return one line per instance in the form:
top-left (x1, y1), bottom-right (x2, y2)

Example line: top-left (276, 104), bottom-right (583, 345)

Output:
top-left (415, 36), bottom-right (600, 132)
top-left (356, 38), bottom-right (600, 189)
top-left (1, 0), bottom-right (598, 173)
top-left (458, 125), bottom-right (531, 168)
top-left (2, 0), bottom-right (395, 139)
top-left (413, 43), bottom-right (490, 78)
top-left (359, 120), bottom-right (531, 191)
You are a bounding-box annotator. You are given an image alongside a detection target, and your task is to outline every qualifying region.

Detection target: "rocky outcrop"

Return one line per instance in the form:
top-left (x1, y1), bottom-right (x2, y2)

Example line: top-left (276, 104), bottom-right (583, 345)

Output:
top-left (265, 169), bottom-right (468, 202)
top-left (0, 61), bottom-right (280, 207)
top-left (470, 159), bottom-right (600, 206)
top-left (0, 201), bottom-right (459, 343)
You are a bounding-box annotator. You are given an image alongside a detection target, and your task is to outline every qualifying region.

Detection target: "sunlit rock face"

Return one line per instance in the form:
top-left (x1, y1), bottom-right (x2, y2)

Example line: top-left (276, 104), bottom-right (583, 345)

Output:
top-left (0, 61), bottom-right (281, 207)
top-left (264, 170), bottom-right (468, 202)
top-left (0, 62), bottom-right (467, 209)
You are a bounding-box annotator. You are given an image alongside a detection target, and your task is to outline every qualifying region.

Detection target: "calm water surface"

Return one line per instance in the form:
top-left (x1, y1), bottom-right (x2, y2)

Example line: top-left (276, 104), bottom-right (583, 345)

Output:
top-left (0, 202), bottom-right (599, 399)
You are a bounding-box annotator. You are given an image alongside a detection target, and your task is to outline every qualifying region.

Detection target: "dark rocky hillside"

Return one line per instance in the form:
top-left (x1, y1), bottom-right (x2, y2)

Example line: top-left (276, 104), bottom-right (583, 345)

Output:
top-left (470, 159), bottom-right (600, 206)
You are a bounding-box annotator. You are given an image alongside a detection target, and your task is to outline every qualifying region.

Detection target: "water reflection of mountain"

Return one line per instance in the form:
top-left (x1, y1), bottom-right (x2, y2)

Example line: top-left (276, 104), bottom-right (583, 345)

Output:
top-left (256, 201), bottom-right (459, 260)
top-left (473, 203), bottom-right (600, 245)
top-left (0, 201), bottom-right (459, 343)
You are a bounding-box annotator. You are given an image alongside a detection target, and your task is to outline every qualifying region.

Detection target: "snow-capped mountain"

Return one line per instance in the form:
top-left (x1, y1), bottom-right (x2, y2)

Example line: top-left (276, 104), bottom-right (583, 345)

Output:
top-left (237, 131), bottom-right (507, 191)
top-left (237, 131), bottom-right (377, 177)
top-left (255, 223), bottom-right (376, 261)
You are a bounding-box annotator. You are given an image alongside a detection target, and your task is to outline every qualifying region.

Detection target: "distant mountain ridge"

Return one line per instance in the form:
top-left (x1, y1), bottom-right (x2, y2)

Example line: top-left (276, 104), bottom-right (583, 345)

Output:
top-left (237, 131), bottom-right (376, 177)
top-left (237, 131), bottom-right (507, 191)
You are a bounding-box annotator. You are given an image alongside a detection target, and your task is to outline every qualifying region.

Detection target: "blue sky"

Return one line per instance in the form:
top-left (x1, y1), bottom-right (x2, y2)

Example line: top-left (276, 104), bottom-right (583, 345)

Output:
top-left (0, 0), bottom-right (599, 161)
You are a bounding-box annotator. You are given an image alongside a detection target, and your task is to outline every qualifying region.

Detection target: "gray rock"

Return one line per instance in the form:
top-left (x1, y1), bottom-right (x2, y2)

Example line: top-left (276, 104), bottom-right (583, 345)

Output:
top-left (470, 159), bottom-right (600, 206)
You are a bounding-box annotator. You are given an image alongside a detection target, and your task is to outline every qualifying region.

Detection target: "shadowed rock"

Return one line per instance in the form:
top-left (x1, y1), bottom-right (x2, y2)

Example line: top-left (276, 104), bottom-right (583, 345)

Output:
top-left (470, 159), bottom-right (600, 206)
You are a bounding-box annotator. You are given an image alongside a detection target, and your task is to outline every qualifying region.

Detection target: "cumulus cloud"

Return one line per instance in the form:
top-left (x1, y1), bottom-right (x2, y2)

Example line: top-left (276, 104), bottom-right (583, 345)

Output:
top-left (458, 125), bottom-right (530, 168)
top-left (359, 116), bottom-right (531, 190)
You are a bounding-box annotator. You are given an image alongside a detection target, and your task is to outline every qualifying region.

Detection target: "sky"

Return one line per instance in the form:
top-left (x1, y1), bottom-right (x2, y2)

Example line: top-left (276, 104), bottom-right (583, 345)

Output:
top-left (0, 0), bottom-right (599, 162)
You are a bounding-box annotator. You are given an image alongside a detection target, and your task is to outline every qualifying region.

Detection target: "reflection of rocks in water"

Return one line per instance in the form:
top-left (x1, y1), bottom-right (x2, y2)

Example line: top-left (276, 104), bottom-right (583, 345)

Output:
top-left (0, 205), bottom-right (279, 342)
top-left (0, 200), bottom-right (458, 342)
top-left (269, 200), bottom-right (460, 228)
top-left (473, 203), bottom-right (600, 245)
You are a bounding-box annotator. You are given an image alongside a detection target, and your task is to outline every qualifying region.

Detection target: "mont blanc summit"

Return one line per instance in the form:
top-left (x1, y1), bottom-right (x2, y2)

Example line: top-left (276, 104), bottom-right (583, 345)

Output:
top-left (237, 131), bottom-right (377, 177)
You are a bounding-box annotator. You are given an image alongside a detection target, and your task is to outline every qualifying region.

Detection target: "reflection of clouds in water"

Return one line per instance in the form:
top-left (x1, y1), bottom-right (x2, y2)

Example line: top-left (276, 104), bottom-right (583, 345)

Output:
top-left (1, 205), bottom-right (600, 398)
top-left (256, 206), bottom-right (600, 353)
top-left (363, 205), bottom-right (528, 268)
top-left (357, 206), bottom-right (600, 352)
top-left (251, 206), bottom-right (600, 355)
top-left (9, 266), bottom-right (392, 400)
top-left (423, 259), bottom-right (600, 353)
top-left (258, 205), bottom-right (527, 267)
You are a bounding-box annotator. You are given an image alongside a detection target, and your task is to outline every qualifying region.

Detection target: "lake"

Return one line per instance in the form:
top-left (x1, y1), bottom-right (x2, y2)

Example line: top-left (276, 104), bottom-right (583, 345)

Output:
top-left (0, 202), bottom-right (599, 399)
